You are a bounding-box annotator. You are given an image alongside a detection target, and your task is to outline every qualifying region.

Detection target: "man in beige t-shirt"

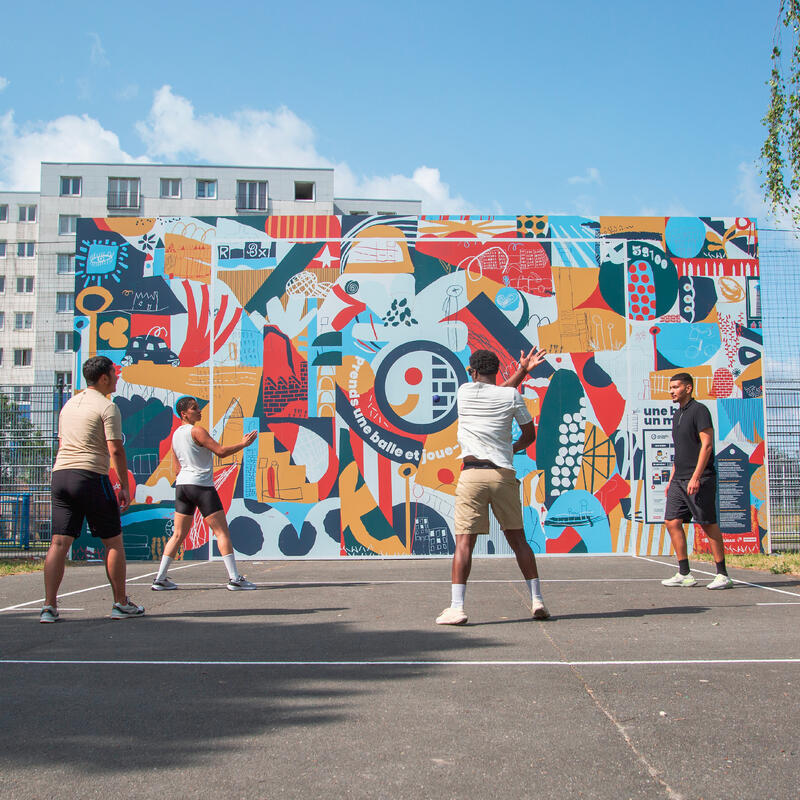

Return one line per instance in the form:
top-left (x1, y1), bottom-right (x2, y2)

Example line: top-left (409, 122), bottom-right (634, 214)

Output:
top-left (40, 356), bottom-right (145, 623)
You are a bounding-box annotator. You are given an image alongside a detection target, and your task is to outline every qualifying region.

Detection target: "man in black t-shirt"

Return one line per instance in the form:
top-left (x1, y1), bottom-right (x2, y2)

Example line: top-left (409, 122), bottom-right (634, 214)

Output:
top-left (661, 373), bottom-right (733, 590)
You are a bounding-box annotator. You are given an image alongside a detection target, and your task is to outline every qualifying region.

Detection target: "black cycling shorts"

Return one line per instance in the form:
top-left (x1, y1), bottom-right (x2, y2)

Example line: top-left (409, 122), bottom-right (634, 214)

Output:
top-left (175, 484), bottom-right (223, 518)
top-left (665, 475), bottom-right (717, 525)
top-left (51, 469), bottom-right (122, 539)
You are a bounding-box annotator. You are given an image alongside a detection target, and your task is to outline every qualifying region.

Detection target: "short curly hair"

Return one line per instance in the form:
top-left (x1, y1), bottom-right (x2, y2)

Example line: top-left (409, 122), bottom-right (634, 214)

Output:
top-left (176, 396), bottom-right (198, 417)
top-left (469, 349), bottom-right (500, 376)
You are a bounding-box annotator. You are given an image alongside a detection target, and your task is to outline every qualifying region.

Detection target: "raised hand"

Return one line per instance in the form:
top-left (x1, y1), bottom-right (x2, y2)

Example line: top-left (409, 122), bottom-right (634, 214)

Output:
top-left (519, 347), bottom-right (547, 373)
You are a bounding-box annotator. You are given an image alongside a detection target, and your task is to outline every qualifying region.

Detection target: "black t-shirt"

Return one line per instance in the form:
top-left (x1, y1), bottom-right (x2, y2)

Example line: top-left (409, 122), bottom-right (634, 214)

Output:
top-left (671, 398), bottom-right (715, 479)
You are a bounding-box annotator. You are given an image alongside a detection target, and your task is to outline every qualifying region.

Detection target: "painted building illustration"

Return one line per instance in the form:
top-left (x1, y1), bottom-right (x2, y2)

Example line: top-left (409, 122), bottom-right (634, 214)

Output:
top-left (70, 214), bottom-right (766, 560)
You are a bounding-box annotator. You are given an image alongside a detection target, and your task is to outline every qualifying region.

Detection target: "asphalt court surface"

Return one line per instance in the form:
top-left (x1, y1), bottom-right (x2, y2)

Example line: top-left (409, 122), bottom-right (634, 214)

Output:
top-left (1, 555), bottom-right (798, 799)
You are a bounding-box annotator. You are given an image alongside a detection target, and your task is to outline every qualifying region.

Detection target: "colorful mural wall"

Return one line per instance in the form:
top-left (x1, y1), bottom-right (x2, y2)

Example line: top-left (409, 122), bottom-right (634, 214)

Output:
top-left (71, 215), bottom-right (767, 561)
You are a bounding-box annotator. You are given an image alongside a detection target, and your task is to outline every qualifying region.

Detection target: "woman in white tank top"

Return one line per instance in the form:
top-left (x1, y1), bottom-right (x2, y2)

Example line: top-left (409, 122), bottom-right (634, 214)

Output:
top-left (152, 396), bottom-right (258, 592)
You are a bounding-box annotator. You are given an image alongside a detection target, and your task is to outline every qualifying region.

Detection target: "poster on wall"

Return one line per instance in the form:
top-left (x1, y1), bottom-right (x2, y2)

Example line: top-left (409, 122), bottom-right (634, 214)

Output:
top-left (69, 214), bottom-right (767, 560)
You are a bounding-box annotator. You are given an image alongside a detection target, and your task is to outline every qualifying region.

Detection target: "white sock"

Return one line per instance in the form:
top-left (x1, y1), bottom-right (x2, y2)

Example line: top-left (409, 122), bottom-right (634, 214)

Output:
top-left (451, 584), bottom-right (466, 609)
top-left (526, 578), bottom-right (543, 603)
top-left (222, 553), bottom-right (239, 580)
top-left (156, 555), bottom-right (173, 581)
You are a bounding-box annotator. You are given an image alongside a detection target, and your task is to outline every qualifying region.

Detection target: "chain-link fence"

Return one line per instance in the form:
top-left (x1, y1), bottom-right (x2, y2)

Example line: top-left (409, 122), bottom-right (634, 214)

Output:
top-left (0, 384), bottom-right (68, 557)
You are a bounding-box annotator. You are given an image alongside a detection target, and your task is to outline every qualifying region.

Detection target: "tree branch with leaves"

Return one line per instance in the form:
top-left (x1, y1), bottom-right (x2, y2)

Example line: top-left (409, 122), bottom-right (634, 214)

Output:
top-left (762, 0), bottom-right (800, 226)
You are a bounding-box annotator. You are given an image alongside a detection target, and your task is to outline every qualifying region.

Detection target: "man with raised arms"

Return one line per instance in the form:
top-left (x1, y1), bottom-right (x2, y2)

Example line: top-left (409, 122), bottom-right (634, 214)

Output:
top-left (436, 347), bottom-right (549, 625)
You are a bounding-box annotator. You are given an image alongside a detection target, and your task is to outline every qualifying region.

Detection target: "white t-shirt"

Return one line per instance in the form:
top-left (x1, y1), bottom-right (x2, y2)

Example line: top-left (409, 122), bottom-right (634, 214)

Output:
top-left (456, 382), bottom-right (533, 470)
top-left (172, 424), bottom-right (214, 486)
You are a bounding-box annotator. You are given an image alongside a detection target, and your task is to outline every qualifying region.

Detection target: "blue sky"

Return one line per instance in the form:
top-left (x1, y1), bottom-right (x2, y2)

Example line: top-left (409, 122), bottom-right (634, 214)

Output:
top-left (0, 0), bottom-right (786, 217)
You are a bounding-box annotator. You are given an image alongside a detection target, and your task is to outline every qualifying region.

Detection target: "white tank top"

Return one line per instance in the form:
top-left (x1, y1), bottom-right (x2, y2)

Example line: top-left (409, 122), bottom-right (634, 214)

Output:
top-left (172, 424), bottom-right (214, 486)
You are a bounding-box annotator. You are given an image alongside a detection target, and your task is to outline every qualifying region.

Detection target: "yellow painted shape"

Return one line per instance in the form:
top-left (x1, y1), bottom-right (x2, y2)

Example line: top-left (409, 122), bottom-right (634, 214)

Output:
top-left (217, 267), bottom-right (276, 308)
top-left (599, 216), bottom-right (666, 238)
top-left (336, 356), bottom-right (375, 395)
top-left (339, 461), bottom-right (407, 555)
top-left (98, 316), bottom-right (129, 348)
top-left (650, 366), bottom-right (713, 400)
top-left (164, 233), bottom-right (212, 283)
top-left (735, 360), bottom-right (762, 391)
top-left (607, 506), bottom-right (624, 552)
top-left (389, 393), bottom-right (419, 417)
top-left (415, 423), bottom-right (460, 495)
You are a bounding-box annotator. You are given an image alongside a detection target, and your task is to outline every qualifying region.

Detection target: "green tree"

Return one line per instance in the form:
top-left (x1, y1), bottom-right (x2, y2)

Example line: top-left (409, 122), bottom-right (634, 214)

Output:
top-left (762, 0), bottom-right (800, 225)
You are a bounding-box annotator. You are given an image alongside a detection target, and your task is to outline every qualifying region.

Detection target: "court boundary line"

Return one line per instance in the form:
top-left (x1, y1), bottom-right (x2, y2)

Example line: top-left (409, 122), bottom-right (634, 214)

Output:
top-left (0, 562), bottom-right (204, 612)
top-left (1, 657), bottom-right (798, 667)
top-left (633, 555), bottom-right (800, 597)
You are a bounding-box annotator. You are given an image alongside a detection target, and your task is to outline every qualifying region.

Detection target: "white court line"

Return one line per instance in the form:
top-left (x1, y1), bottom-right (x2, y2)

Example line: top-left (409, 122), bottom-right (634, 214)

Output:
top-left (757, 602), bottom-right (800, 606)
top-left (0, 658), bottom-right (799, 667)
top-left (0, 562), bottom-right (204, 613)
top-left (131, 578), bottom-right (666, 586)
top-left (634, 555), bottom-right (800, 598)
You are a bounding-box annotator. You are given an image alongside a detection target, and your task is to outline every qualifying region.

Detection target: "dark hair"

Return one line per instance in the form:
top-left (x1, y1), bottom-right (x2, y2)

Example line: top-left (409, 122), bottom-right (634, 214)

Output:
top-left (670, 372), bottom-right (693, 389)
top-left (176, 396), bottom-right (198, 417)
top-left (82, 356), bottom-right (115, 385)
top-left (469, 349), bottom-right (500, 376)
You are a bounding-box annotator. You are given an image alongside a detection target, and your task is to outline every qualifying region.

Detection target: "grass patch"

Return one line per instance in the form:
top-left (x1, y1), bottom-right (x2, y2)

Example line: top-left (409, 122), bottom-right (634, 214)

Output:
top-left (691, 552), bottom-right (800, 575)
top-left (0, 558), bottom-right (45, 576)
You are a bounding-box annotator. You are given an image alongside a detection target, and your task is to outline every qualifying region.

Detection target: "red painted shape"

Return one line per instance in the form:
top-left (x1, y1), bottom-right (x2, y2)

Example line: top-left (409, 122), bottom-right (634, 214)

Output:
top-left (131, 314), bottom-right (171, 341)
top-left (571, 352), bottom-right (626, 436)
top-left (269, 423), bottom-right (300, 454)
top-left (331, 283), bottom-right (367, 330)
top-left (159, 415), bottom-right (183, 461)
top-left (546, 526), bottom-right (583, 553)
top-left (575, 282), bottom-right (613, 312)
top-left (178, 281), bottom-right (242, 367)
top-left (594, 473), bottom-right (630, 513)
top-left (749, 441), bottom-right (765, 465)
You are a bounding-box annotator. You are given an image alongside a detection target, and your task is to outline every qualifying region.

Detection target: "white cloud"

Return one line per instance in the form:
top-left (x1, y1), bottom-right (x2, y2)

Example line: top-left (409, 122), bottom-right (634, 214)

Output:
top-left (0, 84), bottom-right (474, 212)
top-left (116, 84), bottom-right (139, 101)
top-left (0, 77), bottom-right (9, 92)
top-left (0, 110), bottom-right (145, 190)
top-left (567, 167), bottom-right (601, 186)
top-left (89, 33), bottom-right (109, 67)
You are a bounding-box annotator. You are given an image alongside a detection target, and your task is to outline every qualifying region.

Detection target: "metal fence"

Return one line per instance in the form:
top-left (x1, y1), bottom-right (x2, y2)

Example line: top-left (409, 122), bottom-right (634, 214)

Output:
top-left (0, 384), bottom-right (67, 557)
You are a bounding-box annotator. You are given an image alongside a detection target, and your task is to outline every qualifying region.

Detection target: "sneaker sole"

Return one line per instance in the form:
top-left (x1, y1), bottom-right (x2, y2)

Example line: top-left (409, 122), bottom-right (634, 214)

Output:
top-left (532, 609), bottom-right (550, 620)
top-left (226, 585), bottom-right (256, 590)
top-left (111, 611), bottom-right (145, 619)
top-left (39, 617), bottom-right (60, 623)
top-left (151, 584), bottom-right (178, 591)
top-left (707, 583), bottom-right (733, 590)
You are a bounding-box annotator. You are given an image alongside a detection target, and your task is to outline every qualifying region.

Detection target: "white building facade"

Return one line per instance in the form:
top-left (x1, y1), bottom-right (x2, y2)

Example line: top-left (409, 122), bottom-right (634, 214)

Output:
top-left (0, 162), bottom-right (420, 388)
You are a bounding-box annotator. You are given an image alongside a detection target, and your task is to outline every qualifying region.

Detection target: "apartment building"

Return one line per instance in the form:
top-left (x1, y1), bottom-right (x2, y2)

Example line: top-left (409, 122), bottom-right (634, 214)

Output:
top-left (0, 162), bottom-right (421, 389)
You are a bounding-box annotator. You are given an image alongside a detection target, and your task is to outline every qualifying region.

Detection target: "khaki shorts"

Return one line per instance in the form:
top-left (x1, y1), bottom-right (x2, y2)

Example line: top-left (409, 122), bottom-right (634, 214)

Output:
top-left (454, 467), bottom-right (523, 535)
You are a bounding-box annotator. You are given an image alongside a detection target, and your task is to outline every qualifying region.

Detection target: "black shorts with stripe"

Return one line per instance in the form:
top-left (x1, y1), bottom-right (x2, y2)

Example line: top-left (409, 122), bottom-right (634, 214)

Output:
top-left (51, 468), bottom-right (122, 539)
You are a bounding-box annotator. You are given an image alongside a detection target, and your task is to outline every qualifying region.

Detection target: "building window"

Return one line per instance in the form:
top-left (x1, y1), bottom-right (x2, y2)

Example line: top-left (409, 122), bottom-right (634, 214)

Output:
top-left (14, 312), bottom-right (33, 330)
top-left (0, 205), bottom-right (7, 222)
top-left (55, 370), bottom-right (72, 387)
top-left (13, 349), bottom-right (32, 367)
top-left (0, 241), bottom-right (5, 257)
top-left (57, 292), bottom-right (74, 313)
top-left (236, 180), bottom-right (267, 211)
top-left (55, 332), bottom-right (72, 352)
top-left (17, 241), bottom-right (35, 258)
top-left (13, 386), bottom-right (31, 403)
top-left (0, 276), bottom-right (4, 293)
top-left (59, 215), bottom-right (79, 235)
top-left (196, 179), bottom-right (217, 199)
top-left (294, 181), bottom-right (315, 201)
top-left (60, 177), bottom-right (82, 196)
top-left (16, 276), bottom-right (34, 293)
top-left (108, 177), bottom-right (140, 209)
top-left (18, 205), bottom-right (36, 223)
top-left (0, 311), bottom-right (4, 330)
top-left (0, 349), bottom-right (3, 367)
top-left (57, 254), bottom-right (76, 274)
top-left (160, 178), bottom-right (181, 198)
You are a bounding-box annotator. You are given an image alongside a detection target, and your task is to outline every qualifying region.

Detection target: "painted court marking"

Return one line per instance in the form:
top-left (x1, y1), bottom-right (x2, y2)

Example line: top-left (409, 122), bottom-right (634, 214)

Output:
top-left (634, 555), bottom-right (800, 598)
top-left (0, 562), bottom-right (204, 613)
top-left (1, 657), bottom-right (799, 667)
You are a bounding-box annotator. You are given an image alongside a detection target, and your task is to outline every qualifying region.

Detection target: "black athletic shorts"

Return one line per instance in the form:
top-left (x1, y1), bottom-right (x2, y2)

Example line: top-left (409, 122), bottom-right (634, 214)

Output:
top-left (664, 475), bottom-right (717, 525)
top-left (51, 468), bottom-right (122, 539)
top-left (175, 484), bottom-right (223, 517)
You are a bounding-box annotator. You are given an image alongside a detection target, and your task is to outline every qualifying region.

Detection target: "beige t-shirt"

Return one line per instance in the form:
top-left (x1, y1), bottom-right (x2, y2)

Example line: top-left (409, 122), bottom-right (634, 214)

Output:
top-left (53, 387), bottom-right (123, 474)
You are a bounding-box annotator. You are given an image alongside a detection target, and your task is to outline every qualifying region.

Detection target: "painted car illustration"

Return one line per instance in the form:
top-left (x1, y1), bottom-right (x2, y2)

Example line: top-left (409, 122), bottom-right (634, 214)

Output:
top-left (121, 335), bottom-right (180, 366)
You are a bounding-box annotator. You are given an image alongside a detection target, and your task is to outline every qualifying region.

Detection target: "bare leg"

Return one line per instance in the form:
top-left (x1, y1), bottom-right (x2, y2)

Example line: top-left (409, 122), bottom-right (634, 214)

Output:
top-left (102, 534), bottom-right (128, 604)
top-left (701, 523), bottom-right (726, 563)
top-left (503, 529), bottom-right (538, 580)
top-left (204, 510), bottom-right (233, 556)
top-left (43, 534), bottom-right (72, 608)
top-left (451, 534), bottom-right (478, 585)
top-left (665, 518), bottom-right (688, 560)
top-left (163, 513), bottom-right (194, 559)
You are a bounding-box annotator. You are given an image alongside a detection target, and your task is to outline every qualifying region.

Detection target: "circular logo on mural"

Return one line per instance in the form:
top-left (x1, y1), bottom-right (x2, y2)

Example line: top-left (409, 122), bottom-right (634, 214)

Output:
top-left (373, 341), bottom-right (468, 434)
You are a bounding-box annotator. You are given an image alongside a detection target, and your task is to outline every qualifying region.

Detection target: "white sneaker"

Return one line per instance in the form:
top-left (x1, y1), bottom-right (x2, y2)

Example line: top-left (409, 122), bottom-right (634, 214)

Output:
top-left (706, 574), bottom-right (733, 590)
top-left (151, 577), bottom-right (178, 591)
top-left (532, 599), bottom-right (550, 620)
top-left (661, 572), bottom-right (697, 587)
top-left (435, 606), bottom-right (468, 625)
top-left (227, 575), bottom-right (256, 590)
top-left (111, 598), bottom-right (145, 619)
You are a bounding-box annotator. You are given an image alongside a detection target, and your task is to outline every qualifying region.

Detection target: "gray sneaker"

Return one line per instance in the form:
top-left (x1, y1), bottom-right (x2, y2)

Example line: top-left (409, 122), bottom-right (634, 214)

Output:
top-left (111, 598), bottom-right (145, 619)
top-left (39, 605), bottom-right (60, 624)
top-left (227, 575), bottom-right (256, 591)
top-left (151, 576), bottom-right (178, 591)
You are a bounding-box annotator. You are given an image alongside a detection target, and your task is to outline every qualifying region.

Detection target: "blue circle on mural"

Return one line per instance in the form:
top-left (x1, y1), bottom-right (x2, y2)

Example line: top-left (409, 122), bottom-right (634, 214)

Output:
top-left (228, 516), bottom-right (264, 556)
top-left (495, 287), bottom-right (520, 312)
top-left (665, 217), bottom-right (706, 258)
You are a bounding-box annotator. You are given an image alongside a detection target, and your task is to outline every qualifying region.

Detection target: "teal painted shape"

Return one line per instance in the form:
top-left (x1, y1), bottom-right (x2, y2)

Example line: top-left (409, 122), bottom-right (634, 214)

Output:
top-left (244, 242), bottom-right (323, 313)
